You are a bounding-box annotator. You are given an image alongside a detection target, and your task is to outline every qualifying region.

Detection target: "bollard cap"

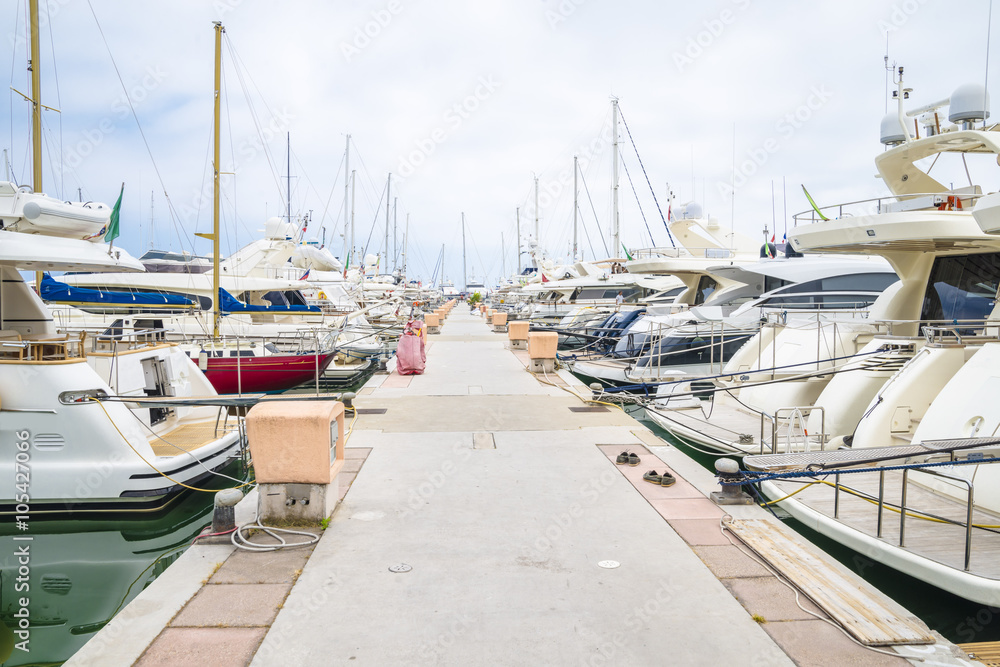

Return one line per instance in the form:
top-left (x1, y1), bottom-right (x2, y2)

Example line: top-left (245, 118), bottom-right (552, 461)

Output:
top-left (589, 383), bottom-right (603, 392)
top-left (215, 488), bottom-right (243, 507)
top-left (714, 458), bottom-right (740, 474)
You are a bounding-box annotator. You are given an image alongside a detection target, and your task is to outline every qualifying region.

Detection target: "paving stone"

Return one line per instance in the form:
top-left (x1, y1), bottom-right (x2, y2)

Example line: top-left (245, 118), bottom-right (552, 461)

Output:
top-left (723, 576), bottom-right (825, 621)
top-left (693, 545), bottom-right (772, 579)
top-left (135, 627), bottom-right (267, 667)
top-left (171, 584), bottom-right (290, 627)
top-left (342, 458), bottom-right (365, 473)
top-left (345, 447), bottom-right (372, 459)
top-left (762, 619), bottom-right (910, 666)
top-left (211, 546), bottom-right (315, 585)
top-left (648, 497), bottom-right (726, 520)
top-left (668, 519), bottom-right (733, 546)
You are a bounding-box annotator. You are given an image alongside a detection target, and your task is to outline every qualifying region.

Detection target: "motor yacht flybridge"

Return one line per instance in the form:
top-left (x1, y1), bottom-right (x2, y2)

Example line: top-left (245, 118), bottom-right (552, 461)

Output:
top-left (644, 75), bottom-right (1000, 457)
top-left (734, 73), bottom-right (1000, 605)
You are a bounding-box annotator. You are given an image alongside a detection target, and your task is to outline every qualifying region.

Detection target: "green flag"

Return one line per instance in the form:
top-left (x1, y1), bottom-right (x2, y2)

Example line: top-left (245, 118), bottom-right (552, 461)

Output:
top-left (621, 243), bottom-right (633, 261)
top-left (105, 183), bottom-right (124, 244)
top-left (801, 185), bottom-right (829, 221)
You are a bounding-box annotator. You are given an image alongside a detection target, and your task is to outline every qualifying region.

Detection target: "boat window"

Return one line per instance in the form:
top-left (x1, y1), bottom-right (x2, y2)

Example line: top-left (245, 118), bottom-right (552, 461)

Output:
top-left (635, 331), bottom-right (752, 368)
top-left (920, 252), bottom-right (1000, 325)
top-left (780, 273), bottom-right (898, 294)
top-left (695, 275), bottom-right (717, 305)
top-left (261, 291), bottom-right (290, 307)
top-left (229, 350), bottom-right (255, 357)
top-left (764, 276), bottom-right (790, 292)
top-left (758, 294), bottom-right (879, 309)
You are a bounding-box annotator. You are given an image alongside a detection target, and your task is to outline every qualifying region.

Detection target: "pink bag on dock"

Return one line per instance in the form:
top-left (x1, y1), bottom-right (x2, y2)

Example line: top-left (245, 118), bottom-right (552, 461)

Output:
top-left (396, 321), bottom-right (425, 375)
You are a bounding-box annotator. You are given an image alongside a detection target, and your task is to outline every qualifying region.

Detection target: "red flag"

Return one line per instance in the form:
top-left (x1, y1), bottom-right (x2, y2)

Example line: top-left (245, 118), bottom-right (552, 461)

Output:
top-left (541, 273), bottom-right (549, 283)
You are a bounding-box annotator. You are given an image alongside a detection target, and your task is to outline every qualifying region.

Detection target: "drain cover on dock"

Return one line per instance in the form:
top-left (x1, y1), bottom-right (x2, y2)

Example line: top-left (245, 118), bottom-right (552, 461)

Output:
top-left (356, 408), bottom-right (387, 415)
top-left (569, 406), bottom-right (609, 413)
top-left (598, 560), bottom-right (620, 569)
top-left (388, 564), bottom-right (412, 573)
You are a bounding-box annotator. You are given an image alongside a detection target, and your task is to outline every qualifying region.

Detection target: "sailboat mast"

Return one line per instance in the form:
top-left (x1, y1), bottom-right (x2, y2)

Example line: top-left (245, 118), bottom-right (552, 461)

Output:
top-left (384, 173), bottom-right (391, 273)
top-left (286, 132), bottom-right (292, 224)
top-left (350, 169), bottom-right (356, 269)
top-left (573, 154), bottom-right (579, 261)
top-left (29, 0), bottom-right (43, 291)
top-left (29, 0), bottom-right (42, 192)
top-left (343, 134), bottom-right (350, 263)
top-left (501, 232), bottom-right (505, 279)
top-left (403, 213), bottom-right (409, 278)
top-left (211, 21), bottom-right (223, 338)
top-left (393, 197), bottom-right (398, 272)
top-left (462, 213), bottom-right (467, 291)
top-left (533, 176), bottom-right (539, 241)
top-left (612, 97), bottom-right (620, 258)
top-left (516, 207), bottom-right (521, 273)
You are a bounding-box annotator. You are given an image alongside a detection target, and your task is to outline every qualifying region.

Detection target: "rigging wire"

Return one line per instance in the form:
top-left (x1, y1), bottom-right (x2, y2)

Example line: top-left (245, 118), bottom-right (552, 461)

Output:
top-left (617, 105), bottom-right (675, 247)
top-left (578, 167), bottom-right (610, 256)
top-left (620, 156), bottom-right (656, 247)
top-left (84, 0), bottom-right (191, 250)
top-left (44, 0), bottom-right (63, 198)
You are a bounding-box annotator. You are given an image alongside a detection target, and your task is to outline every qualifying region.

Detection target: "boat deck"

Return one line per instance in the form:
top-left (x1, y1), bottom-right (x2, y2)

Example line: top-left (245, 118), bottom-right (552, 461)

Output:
top-left (770, 471), bottom-right (1000, 580)
top-left (149, 420), bottom-right (222, 456)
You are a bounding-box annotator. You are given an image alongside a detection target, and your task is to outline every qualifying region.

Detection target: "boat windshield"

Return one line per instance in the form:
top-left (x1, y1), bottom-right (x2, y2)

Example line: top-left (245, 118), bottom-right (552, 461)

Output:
top-left (920, 252), bottom-right (1000, 326)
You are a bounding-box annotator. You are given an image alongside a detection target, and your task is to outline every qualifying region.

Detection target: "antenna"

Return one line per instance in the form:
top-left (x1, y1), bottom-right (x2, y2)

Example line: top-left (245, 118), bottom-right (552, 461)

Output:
top-left (986, 0), bottom-right (994, 129)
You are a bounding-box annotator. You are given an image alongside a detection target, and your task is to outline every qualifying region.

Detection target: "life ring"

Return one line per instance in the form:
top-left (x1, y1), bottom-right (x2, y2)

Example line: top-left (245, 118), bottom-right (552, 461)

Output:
top-left (318, 291), bottom-right (327, 300)
top-left (938, 195), bottom-right (963, 211)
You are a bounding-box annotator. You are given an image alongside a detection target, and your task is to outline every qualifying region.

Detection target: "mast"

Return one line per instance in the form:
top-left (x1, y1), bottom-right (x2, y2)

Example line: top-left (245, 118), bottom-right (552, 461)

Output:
top-left (403, 213), bottom-right (409, 278)
top-left (350, 169), bottom-right (356, 269)
top-left (286, 132), bottom-right (291, 224)
top-left (462, 213), bottom-right (467, 291)
top-left (29, 0), bottom-right (42, 291)
top-left (573, 155), bottom-right (579, 261)
top-left (384, 173), bottom-right (391, 274)
top-left (210, 22), bottom-right (223, 338)
top-left (611, 97), bottom-right (620, 257)
top-left (533, 176), bottom-right (539, 241)
top-left (501, 232), bottom-right (505, 280)
top-left (516, 207), bottom-right (521, 273)
top-left (393, 196), bottom-right (398, 272)
top-left (343, 134), bottom-right (350, 262)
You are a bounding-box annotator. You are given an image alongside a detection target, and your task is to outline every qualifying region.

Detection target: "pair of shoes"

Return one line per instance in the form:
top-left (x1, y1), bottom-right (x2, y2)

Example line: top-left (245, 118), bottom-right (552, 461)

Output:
top-left (615, 451), bottom-right (640, 466)
top-left (642, 470), bottom-right (677, 487)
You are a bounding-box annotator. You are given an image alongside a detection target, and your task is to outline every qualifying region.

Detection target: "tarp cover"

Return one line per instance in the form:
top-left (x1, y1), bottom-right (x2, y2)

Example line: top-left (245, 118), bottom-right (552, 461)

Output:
top-left (41, 273), bottom-right (196, 307)
top-left (218, 287), bottom-right (320, 313)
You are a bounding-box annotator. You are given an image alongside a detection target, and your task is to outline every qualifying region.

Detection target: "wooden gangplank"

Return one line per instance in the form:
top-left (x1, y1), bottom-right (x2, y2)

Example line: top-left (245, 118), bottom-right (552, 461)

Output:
top-left (960, 641), bottom-right (1000, 666)
top-left (725, 518), bottom-right (934, 646)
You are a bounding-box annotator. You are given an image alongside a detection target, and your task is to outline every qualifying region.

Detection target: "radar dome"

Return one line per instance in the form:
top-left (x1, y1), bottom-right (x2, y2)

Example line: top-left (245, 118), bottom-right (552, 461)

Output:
top-left (676, 202), bottom-right (703, 220)
top-left (949, 83), bottom-right (990, 124)
top-left (880, 113), bottom-right (906, 146)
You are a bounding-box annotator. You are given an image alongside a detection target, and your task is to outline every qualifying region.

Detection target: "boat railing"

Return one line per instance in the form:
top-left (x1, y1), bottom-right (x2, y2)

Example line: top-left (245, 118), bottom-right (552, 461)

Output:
top-left (759, 406), bottom-right (827, 455)
top-left (629, 246), bottom-right (737, 260)
top-left (834, 464), bottom-right (976, 572)
top-left (791, 190), bottom-right (986, 225)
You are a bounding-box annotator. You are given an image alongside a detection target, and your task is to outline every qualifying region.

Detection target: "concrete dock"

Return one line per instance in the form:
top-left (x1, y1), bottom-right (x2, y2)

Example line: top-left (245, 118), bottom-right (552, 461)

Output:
top-left (68, 305), bottom-right (973, 666)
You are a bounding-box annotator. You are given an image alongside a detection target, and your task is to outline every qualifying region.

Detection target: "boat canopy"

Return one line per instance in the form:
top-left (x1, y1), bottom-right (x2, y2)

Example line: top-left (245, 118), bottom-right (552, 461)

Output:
top-left (40, 273), bottom-right (197, 307)
top-left (218, 287), bottom-right (320, 313)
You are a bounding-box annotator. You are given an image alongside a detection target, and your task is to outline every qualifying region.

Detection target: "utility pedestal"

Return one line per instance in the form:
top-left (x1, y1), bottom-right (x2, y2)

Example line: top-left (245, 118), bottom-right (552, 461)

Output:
top-left (246, 400), bottom-right (346, 523)
top-left (492, 311), bottom-right (508, 333)
top-left (508, 321), bottom-right (529, 350)
top-left (528, 331), bottom-right (558, 373)
top-left (425, 313), bottom-right (441, 334)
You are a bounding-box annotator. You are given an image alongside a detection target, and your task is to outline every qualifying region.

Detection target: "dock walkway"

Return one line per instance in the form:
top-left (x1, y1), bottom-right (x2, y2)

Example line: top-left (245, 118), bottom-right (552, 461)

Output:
top-left (70, 306), bottom-right (972, 666)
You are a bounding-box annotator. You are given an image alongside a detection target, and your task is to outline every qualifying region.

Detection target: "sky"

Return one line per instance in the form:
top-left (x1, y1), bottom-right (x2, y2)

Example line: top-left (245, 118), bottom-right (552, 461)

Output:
top-left (2, 0), bottom-right (997, 287)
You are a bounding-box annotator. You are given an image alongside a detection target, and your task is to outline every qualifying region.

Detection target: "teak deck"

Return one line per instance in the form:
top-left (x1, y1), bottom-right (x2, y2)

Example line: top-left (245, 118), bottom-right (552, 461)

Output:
top-left (149, 421), bottom-right (220, 457)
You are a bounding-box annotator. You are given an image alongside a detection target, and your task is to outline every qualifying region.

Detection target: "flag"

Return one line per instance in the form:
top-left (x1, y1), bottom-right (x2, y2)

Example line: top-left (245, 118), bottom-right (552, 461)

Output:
top-left (541, 273), bottom-right (549, 283)
top-left (300, 268), bottom-right (311, 280)
top-left (765, 233), bottom-right (775, 259)
top-left (343, 251), bottom-right (350, 279)
top-left (801, 185), bottom-right (830, 221)
top-left (621, 243), bottom-right (633, 261)
top-left (105, 183), bottom-right (124, 244)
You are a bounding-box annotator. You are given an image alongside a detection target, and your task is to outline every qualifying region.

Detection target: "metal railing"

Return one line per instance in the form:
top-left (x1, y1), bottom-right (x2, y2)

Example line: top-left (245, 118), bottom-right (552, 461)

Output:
top-left (791, 191), bottom-right (986, 225)
top-left (833, 464), bottom-right (977, 572)
top-left (759, 406), bottom-right (827, 455)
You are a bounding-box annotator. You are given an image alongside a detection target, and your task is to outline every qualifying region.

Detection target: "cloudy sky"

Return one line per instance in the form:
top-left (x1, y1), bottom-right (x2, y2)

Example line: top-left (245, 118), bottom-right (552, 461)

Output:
top-left (2, 0), bottom-right (995, 286)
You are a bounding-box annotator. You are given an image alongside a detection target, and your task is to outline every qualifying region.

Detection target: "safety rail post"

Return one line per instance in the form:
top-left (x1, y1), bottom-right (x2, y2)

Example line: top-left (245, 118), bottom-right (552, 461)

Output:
top-left (833, 473), bottom-right (841, 519)
top-left (877, 468), bottom-right (886, 538)
top-left (900, 468), bottom-right (909, 547)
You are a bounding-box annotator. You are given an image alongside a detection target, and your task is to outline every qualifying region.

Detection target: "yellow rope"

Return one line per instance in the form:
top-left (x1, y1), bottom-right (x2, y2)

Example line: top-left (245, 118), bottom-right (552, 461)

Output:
top-left (90, 398), bottom-right (253, 493)
top-left (764, 478), bottom-right (1000, 529)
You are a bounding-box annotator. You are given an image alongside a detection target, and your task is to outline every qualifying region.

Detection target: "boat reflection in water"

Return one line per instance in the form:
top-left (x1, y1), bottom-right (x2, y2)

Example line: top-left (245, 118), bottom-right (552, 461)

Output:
top-left (0, 467), bottom-right (243, 666)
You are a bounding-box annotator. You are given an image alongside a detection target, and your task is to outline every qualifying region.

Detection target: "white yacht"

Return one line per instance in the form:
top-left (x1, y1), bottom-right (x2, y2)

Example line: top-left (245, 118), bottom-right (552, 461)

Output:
top-left (0, 182), bottom-right (244, 512)
top-left (645, 78), bottom-right (1000, 457)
